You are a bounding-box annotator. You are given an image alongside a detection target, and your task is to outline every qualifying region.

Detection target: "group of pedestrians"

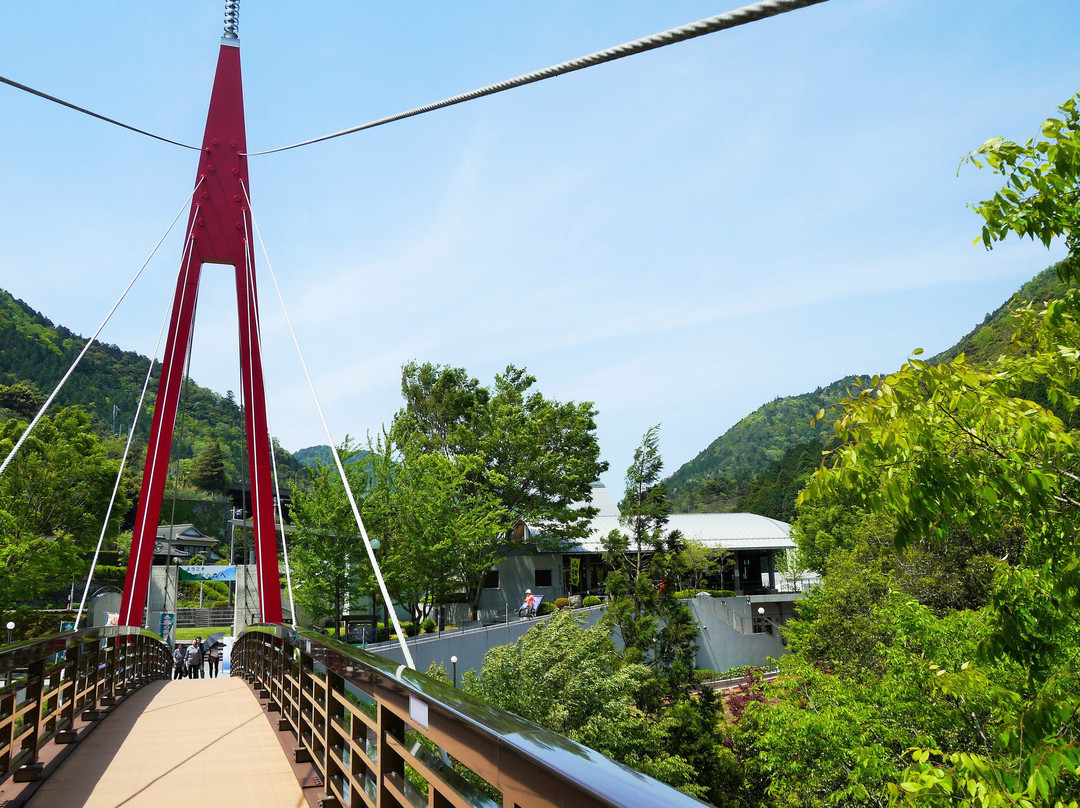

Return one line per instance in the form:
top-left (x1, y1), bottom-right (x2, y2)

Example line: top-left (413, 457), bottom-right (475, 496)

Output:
top-left (171, 636), bottom-right (223, 679)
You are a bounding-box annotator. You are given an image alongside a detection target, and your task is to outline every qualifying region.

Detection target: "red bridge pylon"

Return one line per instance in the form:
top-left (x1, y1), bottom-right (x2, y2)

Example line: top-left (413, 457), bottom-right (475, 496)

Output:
top-left (120, 34), bottom-right (283, 627)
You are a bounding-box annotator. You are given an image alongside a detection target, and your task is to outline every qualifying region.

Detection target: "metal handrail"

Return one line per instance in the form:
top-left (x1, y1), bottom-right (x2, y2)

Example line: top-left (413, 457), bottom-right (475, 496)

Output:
top-left (233, 623), bottom-right (709, 808)
top-left (0, 626), bottom-right (170, 784)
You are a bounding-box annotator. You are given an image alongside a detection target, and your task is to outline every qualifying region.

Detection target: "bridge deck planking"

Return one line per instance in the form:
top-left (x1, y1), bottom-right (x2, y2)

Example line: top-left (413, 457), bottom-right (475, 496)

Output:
top-left (27, 677), bottom-right (305, 808)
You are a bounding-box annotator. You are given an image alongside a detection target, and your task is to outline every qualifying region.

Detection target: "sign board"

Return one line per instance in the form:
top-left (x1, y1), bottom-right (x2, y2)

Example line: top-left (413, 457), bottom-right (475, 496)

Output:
top-left (179, 565), bottom-right (237, 582)
top-left (569, 557), bottom-right (580, 586)
top-left (106, 612), bottom-right (119, 627)
top-left (60, 621), bottom-right (76, 632)
top-left (346, 624), bottom-right (376, 644)
top-left (159, 612), bottom-right (175, 644)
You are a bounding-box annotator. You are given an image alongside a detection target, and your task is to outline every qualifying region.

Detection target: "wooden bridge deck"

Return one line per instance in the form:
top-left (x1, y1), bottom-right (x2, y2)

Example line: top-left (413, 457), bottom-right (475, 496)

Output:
top-left (27, 677), bottom-right (305, 808)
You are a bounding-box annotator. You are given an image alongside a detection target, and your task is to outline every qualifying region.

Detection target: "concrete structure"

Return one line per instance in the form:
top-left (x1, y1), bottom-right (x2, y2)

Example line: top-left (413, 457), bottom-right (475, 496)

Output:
top-left (687, 594), bottom-right (788, 671)
top-left (370, 594), bottom-right (794, 677)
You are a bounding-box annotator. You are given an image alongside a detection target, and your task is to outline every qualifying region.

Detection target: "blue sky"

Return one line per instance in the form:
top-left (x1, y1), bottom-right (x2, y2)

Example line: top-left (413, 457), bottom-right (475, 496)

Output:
top-left (0, 1), bottom-right (1076, 491)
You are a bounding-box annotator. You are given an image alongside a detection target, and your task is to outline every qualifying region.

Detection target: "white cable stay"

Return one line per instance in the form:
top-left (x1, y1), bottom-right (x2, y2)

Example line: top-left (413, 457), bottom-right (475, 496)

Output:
top-left (74, 279), bottom-right (179, 629)
top-left (239, 207), bottom-right (299, 627)
top-left (246, 0), bottom-right (829, 156)
top-left (241, 180), bottom-right (416, 669)
top-left (0, 180), bottom-right (203, 481)
top-left (64, 189), bottom-right (202, 627)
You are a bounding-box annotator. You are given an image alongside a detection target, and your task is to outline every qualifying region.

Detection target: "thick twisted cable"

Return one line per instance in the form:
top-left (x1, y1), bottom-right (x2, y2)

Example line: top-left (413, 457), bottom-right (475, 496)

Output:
top-left (0, 75), bottom-right (201, 151)
top-left (247, 0), bottom-right (828, 156)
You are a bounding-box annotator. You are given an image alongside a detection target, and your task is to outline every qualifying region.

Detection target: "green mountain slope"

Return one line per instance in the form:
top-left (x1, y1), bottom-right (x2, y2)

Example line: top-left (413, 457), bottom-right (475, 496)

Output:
top-left (667, 264), bottom-right (1064, 515)
top-left (0, 287), bottom-right (303, 485)
top-left (294, 444), bottom-right (370, 468)
top-left (931, 264), bottom-right (1065, 364)
top-left (667, 376), bottom-right (868, 512)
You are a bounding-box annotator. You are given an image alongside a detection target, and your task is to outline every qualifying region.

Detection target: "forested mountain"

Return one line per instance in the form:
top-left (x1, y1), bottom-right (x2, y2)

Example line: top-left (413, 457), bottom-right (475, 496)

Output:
top-left (294, 445), bottom-right (372, 471)
top-left (931, 263), bottom-right (1066, 364)
top-left (667, 376), bottom-right (868, 512)
top-left (0, 287), bottom-right (303, 486)
top-left (667, 264), bottom-right (1064, 515)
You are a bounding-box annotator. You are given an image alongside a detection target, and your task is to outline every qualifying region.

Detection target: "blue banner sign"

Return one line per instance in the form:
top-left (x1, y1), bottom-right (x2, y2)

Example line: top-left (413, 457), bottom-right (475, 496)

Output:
top-left (179, 565), bottom-right (237, 582)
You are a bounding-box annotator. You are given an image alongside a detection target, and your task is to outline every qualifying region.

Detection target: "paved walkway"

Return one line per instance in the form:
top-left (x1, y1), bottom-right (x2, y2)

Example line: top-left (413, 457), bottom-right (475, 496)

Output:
top-left (28, 677), bottom-right (305, 808)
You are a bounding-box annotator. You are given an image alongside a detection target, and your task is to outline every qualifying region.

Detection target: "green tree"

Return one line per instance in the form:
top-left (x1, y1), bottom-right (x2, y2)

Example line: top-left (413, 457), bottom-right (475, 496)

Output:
top-left (785, 95), bottom-right (1080, 808)
top-left (391, 362), bottom-right (607, 616)
top-left (464, 611), bottom-right (706, 798)
top-left (0, 382), bottom-right (41, 419)
top-left (671, 537), bottom-right (727, 592)
top-left (188, 440), bottom-right (230, 494)
top-left (602, 426), bottom-right (698, 691)
top-left (0, 407), bottom-right (129, 614)
top-left (733, 596), bottom-right (998, 808)
top-left (288, 439), bottom-right (371, 635)
top-left (365, 435), bottom-right (506, 623)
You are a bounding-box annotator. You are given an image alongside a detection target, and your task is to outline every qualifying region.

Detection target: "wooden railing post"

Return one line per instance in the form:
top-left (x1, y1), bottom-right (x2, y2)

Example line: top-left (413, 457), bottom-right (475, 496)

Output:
top-left (56, 642), bottom-right (80, 743)
top-left (13, 657), bottom-right (45, 782)
top-left (377, 701), bottom-right (406, 807)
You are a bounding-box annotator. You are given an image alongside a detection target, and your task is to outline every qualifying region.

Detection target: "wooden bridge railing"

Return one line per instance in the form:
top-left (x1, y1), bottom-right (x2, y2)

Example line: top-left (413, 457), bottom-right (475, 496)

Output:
top-left (233, 623), bottom-right (709, 808)
top-left (0, 626), bottom-right (170, 784)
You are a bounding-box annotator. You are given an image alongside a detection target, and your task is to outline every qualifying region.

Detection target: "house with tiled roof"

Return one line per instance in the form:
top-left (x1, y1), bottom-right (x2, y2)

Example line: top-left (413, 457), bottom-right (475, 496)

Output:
top-left (154, 524), bottom-right (222, 562)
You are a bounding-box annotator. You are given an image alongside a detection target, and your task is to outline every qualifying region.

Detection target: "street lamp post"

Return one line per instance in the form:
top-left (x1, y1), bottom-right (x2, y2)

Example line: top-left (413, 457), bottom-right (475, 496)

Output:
top-left (5, 621), bottom-right (14, 644)
top-left (757, 605), bottom-right (775, 636)
top-left (369, 539), bottom-right (381, 643)
top-left (451, 655), bottom-right (458, 688)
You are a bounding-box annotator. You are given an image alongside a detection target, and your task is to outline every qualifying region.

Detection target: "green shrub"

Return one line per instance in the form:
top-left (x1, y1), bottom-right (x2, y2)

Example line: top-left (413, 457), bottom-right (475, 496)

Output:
top-left (709, 589), bottom-right (736, 598)
top-left (554, 597), bottom-right (569, 610)
top-left (3, 608), bottom-right (77, 640)
top-left (376, 623), bottom-right (390, 642)
top-left (421, 618), bottom-right (437, 634)
top-left (672, 590), bottom-right (692, 599)
top-left (85, 550), bottom-right (123, 567)
top-left (582, 595), bottom-right (601, 607)
top-left (536, 601), bottom-right (556, 616)
top-left (210, 598), bottom-right (229, 609)
top-left (93, 564), bottom-right (128, 584)
top-left (394, 621), bottom-right (419, 638)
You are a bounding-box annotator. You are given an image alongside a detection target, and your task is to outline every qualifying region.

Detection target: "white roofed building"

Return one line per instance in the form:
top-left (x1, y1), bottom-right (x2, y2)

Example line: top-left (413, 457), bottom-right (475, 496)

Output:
top-left (475, 484), bottom-right (801, 620)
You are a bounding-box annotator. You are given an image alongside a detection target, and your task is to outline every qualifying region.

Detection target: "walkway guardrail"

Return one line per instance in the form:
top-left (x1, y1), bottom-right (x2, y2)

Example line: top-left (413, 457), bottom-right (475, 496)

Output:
top-left (233, 623), bottom-right (708, 808)
top-left (0, 627), bottom-right (170, 784)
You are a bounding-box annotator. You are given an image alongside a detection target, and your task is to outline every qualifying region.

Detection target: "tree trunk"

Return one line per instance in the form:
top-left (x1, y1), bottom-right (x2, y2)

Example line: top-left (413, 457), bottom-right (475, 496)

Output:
top-left (467, 582), bottom-right (484, 622)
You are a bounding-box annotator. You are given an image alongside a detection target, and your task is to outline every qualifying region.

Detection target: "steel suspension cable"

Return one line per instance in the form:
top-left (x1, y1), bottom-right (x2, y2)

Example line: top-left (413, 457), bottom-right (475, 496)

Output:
top-left (0, 179), bottom-right (204, 480)
top-left (246, 0), bottom-right (828, 156)
top-left (241, 181), bottom-right (416, 669)
top-left (0, 74), bottom-right (201, 151)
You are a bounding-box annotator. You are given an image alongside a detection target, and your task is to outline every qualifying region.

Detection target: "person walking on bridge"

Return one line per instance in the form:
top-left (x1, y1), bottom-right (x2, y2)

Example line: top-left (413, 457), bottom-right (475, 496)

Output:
top-left (207, 642), bottom-right (221, 678)
top-left (172, 644), bottom-right (185, 680)
top-left (186, 637), bottom-right (203, 679)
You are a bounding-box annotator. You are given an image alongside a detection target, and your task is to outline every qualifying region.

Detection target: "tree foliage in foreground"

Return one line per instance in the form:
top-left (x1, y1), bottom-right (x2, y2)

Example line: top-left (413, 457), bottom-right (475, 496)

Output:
top-left (464, 611), bottom-right (735, 803)
top-left (744, 94), bottom-right (1080, 808)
